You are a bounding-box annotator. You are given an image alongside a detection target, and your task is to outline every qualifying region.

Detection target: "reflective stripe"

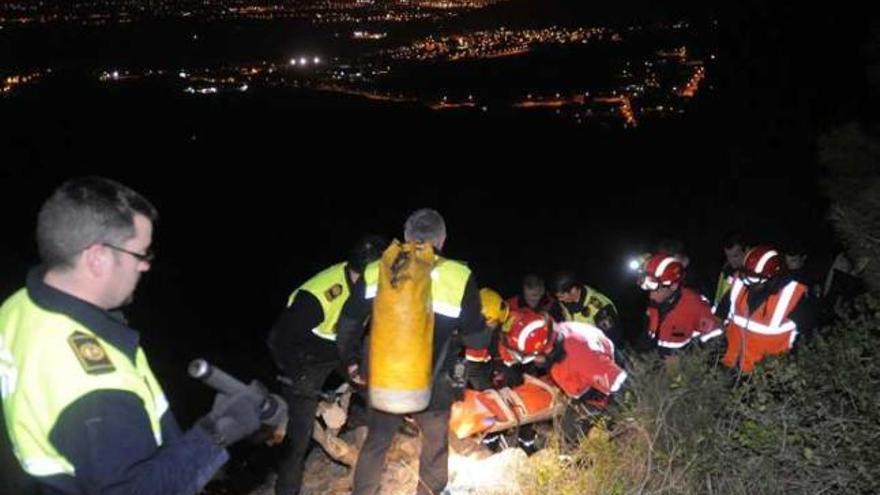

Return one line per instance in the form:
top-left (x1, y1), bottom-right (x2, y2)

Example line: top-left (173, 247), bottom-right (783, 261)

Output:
top-left (465, 348), bottom-right (491, 362)
top-left (311, 327), bottom-right (337, 341)
top-left (654, 256), bottom-right (677, 277)
top-left (518, 437), bottom-right (536, 447)
top-left (154, 394), bottom-right (169, 446)
top-left (365, 285), bottom-right (377, 299)
top-left (465, 354), bottom-right (490, 363)
top-left (700, 328), bottom-right (723, 342)
top-left (789, 330), bottom-right (799, 348)
top-left (503, 354), bottom-right (534, 365)
top-left (755, 250), bottom-right (778, 273)
top-left (731, 315), bottom-right (796, 335)
top-left (23, 456), bottom-right (70, 476)
top-left (155, 394), bottom-right (169, 418)
top-left (433, 301), bottom-right (461, 318)
top-left (728, 279), bottom-right (745, 320)
top-left (0, 336), bottom-right (16, 399)
top-left (657, 339), bottom-right (690, 349)
top-left (518, 320), bottom-right (546, 353)
top-left (770, 282), bottom-right (798, 328)
top-left (610, 370), bottom-right (627, 393)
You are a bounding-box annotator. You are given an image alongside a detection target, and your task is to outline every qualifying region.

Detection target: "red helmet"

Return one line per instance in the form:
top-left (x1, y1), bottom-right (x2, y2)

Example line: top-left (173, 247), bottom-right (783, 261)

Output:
top-left (505, 310), bottom-right (553, 356)
top-left (640, 252), bottom-right (684, 290)
top-left (742, 245), bottom-right (782, 285)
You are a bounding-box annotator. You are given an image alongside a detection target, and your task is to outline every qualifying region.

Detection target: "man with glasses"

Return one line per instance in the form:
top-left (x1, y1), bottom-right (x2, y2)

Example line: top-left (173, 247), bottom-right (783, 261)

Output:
top-left (0, 177), bottom-right (264, 495)
top-left (713, 245), bottom-right (815, 373)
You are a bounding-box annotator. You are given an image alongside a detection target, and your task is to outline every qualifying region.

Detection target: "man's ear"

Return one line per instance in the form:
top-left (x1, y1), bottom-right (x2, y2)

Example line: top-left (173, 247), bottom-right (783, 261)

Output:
top-left (82, 244), bottom-right (109, 278)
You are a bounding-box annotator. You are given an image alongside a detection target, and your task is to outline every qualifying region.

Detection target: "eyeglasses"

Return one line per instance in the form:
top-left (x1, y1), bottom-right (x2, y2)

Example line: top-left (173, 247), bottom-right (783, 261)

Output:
top-left (102, 243), bottom-right (154, 263)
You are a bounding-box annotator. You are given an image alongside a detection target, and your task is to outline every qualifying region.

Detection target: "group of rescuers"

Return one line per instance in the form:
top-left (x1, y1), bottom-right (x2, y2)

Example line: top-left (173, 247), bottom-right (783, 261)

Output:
top-left (1, 177), bottom-right (815, 495)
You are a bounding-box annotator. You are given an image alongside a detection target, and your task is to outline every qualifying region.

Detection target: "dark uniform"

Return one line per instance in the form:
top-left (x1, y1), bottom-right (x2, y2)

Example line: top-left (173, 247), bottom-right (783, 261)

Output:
top-left (0, 268), bottom-right (228, 495)
top-left (336, 256), bottom-right (488, 495)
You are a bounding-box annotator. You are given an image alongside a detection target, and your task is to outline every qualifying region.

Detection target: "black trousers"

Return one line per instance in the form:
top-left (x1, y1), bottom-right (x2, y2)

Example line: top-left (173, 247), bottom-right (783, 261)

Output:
top-left (274, 337), bottom-right (341, 495)
top-left (352, 408), bottom-right (451, 495)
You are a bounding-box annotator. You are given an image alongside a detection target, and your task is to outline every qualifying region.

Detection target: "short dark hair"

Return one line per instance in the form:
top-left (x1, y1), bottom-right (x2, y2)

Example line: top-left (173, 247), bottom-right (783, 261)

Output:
top-left (36, 177), bottom-right (158, 269)
top-left (551, 270), bottom-right (578, 294)
top-left (347, 234), bottom-right (388, 274)
top-left (522, 274), bottom-right (545, 290)
top-left (656, 238), bottom-right (685, 256)
top-left (723, 231), bottom-right (745, 250)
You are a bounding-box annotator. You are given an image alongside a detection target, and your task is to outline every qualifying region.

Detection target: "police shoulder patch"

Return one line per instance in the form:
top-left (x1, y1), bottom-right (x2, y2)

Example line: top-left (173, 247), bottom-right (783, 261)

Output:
top-left (68, 331), bottom-right (115, 375)
top-left (324, 283), bottom-right (343, 302)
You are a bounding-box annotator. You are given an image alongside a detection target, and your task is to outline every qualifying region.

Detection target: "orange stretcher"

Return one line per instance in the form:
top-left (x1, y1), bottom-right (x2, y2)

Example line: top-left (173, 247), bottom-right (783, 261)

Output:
top-left (449, 374), bottom-right (565, 439)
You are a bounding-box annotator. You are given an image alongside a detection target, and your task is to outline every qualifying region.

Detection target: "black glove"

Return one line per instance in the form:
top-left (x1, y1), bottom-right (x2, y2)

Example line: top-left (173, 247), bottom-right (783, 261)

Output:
top-left (198, 391), bottom-right (262, 447)
top-left (493, 363), bottom-right (524, 388)
top-left (466, 360), bottom-right (493, 391)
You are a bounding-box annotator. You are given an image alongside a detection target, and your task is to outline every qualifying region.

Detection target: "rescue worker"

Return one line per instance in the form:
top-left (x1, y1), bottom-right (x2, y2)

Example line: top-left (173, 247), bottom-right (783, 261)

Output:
top-left (639, 253), bottom-right (721, 357)
top-left (713, 232), bottom-right (747, 311)
top-left (463, 290), bottom-right (541, 453)
top-left (463, 288), bottom-right (509, 383)
top-left (507, 274), bottom-right (554, 313)
top-left (715, 245), bottom-right (815, 373)
top-left (0, 177), bottom-right (264, 495)
top-left (501, 310), bottom-right (627, 444)
top-left (335, 208), bottom-right (489, 495)
top-left (549, 270), bottom-right (621, 345)
top-left (267, 235), bottom-right (387, 495)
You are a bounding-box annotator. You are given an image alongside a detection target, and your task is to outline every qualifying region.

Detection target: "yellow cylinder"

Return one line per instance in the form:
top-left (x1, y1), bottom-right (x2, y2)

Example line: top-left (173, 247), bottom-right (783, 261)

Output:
top-left (368, 240), bottom-right (435, 414)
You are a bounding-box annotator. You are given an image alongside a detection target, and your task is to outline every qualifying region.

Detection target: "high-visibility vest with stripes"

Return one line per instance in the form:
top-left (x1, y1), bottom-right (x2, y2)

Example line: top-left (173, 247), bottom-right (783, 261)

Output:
top-left (288, 262), bottom-right (350, 341)
top-left (0, 289), bottom-right (168, 478)
top-left (559, 285), bottom-right (616, 326)
top-left (363, 256), bottom-right (470, 319)
top-left (712, 269), bottom-right (737, 311)
top-left (726, 279), bottom-right (807, 339)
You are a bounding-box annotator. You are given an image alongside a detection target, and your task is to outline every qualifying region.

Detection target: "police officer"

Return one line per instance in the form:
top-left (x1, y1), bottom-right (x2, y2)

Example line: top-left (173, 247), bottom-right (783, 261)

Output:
top-left (267, 235), bottom-right (386, 495)
top-left (0, 177), bottom-right (264, 495)
top-left (336, 208), bottom-right (489, 495)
